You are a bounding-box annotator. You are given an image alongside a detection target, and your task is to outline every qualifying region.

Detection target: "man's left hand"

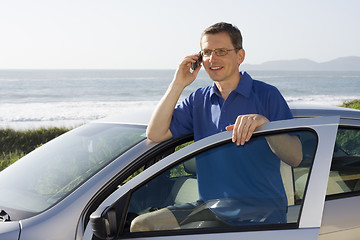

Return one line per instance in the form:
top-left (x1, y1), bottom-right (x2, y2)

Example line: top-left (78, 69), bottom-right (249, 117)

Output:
top-left (226, 114), bottom-right (269, 146)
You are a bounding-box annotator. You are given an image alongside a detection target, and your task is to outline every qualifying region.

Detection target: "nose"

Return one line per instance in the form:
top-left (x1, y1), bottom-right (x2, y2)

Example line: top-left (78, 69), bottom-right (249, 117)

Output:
top-left (209, 51), bottom-right (217, 62)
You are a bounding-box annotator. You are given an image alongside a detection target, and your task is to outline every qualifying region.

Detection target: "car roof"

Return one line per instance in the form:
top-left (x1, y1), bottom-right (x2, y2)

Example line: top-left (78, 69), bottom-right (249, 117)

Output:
top-left (290, 103), bottom-right (360, 120)
top-left (93, 108), bottom-right (153, 126)
top-left (94, 103), bottom-right (360, 126)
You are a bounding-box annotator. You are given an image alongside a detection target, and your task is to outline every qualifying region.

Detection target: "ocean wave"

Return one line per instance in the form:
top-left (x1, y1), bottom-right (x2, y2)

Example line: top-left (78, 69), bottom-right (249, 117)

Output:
top-left (0, 95), bottom-right (359, 130)
top-left (285, 95), bottom-right (359, 106)
top-left (0, 101), bottom-right (158, 130)
top-left (0, 95), bottom-right (359, 129)
top-left (1, 70), bottom-right (358, 130)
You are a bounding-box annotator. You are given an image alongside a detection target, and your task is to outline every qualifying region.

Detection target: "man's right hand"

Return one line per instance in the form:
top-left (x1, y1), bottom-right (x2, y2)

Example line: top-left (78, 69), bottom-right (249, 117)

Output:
top-left (173, 53), bottom-right (202, 89)
top-left (146, 53), bottom-right (201, 142)
top-left (225, 114), bottom-right (269, 146)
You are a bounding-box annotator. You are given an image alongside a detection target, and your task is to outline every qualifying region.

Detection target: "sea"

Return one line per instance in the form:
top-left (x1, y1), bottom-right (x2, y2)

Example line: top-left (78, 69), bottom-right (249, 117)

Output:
top-left (1, 69), bottom-right (359, 130)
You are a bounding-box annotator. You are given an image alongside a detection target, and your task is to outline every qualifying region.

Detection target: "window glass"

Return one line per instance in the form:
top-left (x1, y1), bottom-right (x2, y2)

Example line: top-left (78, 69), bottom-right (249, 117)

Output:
top-left (124, 130), bottom-right (317, 234)
top-left (0, 123), bottom-right (146, 218)
top-left (327, 128), bottom-right (360, 196)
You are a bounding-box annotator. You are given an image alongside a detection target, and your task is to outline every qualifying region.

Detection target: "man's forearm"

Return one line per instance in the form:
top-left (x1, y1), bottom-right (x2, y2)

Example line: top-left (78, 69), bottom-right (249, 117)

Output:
top-left (265, 134), bottom-right (303, 167)
top-left (146, 81), bottom-right (185, 142)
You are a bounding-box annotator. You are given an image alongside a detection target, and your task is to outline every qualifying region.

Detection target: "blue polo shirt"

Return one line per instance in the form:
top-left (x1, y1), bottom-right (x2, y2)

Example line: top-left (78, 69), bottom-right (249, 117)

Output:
top-left (169, 72), bottom-right (292, 224)
top-left (169, 72), bottom-right (293, 141)
top-left (196, 138), bottom-right (288, 224)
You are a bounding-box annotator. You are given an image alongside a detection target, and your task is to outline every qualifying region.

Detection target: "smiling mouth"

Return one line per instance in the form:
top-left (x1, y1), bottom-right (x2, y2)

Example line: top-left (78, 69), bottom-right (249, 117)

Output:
top-left (210, 66), bottom-right (223, 70)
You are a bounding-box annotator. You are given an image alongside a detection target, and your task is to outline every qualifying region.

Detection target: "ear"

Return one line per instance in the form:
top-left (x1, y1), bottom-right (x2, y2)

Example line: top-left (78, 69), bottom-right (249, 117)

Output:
top-left (237, 49), bottom-right (245, 65)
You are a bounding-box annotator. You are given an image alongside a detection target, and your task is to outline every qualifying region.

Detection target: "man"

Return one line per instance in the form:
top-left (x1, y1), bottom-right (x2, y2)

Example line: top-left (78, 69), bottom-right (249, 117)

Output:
top-left (131, 22), bottom-right (302, 232)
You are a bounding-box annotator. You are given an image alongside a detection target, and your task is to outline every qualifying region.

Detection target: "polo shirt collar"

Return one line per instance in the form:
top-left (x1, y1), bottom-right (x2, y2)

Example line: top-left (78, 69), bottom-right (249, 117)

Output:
top-left (210, 71), bottom-right (253, 103)
top-left (234, 71), bottom-right (253, 98)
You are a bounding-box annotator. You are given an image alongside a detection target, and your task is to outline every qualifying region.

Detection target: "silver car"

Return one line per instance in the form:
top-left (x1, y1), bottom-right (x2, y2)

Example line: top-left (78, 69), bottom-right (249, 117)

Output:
top-left (0, 105), bottom-right (359, 240)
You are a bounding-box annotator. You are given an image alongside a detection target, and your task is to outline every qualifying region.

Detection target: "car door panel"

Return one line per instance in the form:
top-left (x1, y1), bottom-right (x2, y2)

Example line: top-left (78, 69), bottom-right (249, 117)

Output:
top-left (319, 123), bottom-right (360, 239)
top-left (87, 116), bottom-right (339, 240)
top-left (320, 196), bottom-right (360, 238)
top-left (299, 119), bottom-right (339, 228)
top-left (0, 221), bottom-right (20, 240)
top-left (119, 228), bottom-right (319, 240)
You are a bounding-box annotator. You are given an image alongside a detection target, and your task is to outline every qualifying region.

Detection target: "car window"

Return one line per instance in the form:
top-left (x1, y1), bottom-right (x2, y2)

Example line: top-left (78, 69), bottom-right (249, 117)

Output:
top-left (326, 127), bottom-right (360, 197)
top-left (121, 139), bottom-right (194, 185)
top-left (121, 130), bottom-right (317, 236)
top-left (0, 123), bottom-right (146, 218)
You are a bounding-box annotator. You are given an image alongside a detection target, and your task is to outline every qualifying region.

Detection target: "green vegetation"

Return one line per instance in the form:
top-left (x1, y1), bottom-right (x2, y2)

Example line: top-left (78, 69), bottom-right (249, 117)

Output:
top-left (0, 151), bottom-right (25, 172)
top-left (0, 127), bottom-right (70, 171)
top-left (340, 99), bottom-right (360, 110)
top-left (336, 128), bottom-right (360, 156)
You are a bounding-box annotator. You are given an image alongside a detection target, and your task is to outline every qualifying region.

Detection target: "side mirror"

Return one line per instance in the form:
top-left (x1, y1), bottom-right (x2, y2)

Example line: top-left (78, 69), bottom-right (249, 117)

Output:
top-left (90, 206), bottom-right (117, 240)
top-left (90, 192), bottom-right (130, 240)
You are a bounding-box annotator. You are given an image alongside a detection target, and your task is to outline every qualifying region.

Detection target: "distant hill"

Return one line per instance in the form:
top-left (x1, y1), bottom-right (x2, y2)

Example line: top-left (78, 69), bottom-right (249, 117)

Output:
top-left (242, 56), bottom-right (360, 71)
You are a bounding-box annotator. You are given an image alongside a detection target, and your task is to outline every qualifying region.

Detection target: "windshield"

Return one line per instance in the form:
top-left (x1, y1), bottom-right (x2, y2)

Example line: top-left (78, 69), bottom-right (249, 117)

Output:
top-left (0, 123), bottom-right (146, 219)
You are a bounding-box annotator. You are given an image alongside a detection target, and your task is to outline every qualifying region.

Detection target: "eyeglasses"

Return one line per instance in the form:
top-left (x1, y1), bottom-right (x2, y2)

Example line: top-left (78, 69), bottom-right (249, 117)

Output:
top-left (201, 48), bottom-right (240, 57)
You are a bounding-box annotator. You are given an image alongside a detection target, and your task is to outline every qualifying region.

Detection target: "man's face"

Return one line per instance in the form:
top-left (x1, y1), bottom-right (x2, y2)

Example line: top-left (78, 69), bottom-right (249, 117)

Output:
top-left (201, 32), bottom-right (244, 83)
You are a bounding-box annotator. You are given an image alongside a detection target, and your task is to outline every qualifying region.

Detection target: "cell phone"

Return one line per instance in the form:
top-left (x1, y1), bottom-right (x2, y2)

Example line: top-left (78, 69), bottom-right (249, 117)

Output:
top-left (191, 51), bottom-right (203, 71)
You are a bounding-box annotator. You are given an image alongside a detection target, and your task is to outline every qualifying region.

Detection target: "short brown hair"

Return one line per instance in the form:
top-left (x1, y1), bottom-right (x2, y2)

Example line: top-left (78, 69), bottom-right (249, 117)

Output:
top-left (201, 22), bottom-right (243, 50)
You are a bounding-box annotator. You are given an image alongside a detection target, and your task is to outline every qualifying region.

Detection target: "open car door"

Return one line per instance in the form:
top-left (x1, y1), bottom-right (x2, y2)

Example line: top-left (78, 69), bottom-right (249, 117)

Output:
top-left (87, 116), bottom-right (339, 240)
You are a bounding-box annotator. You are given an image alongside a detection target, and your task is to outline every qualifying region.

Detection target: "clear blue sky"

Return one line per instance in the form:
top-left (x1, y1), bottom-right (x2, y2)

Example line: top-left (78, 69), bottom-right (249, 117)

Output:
top-left (1, 0), bottom-right (359, 69)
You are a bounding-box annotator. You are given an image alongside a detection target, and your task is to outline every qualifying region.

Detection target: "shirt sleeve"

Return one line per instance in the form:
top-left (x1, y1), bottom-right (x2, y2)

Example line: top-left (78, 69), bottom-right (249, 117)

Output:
top-left (266, 86), bottom-right (293, 122)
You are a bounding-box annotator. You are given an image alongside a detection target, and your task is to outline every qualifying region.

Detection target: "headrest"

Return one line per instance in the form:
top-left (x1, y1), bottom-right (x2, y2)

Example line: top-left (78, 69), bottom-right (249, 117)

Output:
top-left (183, 158), bottom-right (197, 175)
